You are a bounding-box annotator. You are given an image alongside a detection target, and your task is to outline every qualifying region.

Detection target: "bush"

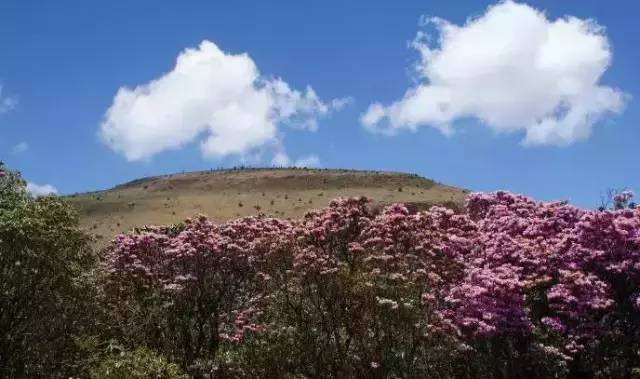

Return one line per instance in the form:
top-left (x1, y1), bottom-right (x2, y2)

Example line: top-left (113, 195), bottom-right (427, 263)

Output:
top-left (103, 216), bottom-right (288, 371)
top-left (253, 198), bottom-right (464, 377)
top-left (0, 164), bottom-right (97, 377)
top-left (90, 347), bottom-right (187, 379)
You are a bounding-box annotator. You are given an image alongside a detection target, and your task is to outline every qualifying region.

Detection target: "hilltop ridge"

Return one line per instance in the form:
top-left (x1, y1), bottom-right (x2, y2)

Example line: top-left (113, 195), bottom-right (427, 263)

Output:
top-left (66, 168), bottom-right (468, 243)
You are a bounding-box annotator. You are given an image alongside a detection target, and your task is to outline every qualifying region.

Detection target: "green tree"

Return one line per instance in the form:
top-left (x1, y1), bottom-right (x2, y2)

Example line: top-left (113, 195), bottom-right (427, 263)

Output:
top-left (0, 163), bottom-right (96, 377)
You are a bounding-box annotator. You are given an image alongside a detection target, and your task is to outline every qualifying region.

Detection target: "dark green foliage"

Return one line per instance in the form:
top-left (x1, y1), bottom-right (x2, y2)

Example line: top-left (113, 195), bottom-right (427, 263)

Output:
top-left (0, 164), bottom-right (97, 377)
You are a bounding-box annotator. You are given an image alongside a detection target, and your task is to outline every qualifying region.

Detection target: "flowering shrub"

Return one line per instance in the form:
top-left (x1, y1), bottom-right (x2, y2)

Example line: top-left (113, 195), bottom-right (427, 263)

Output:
top-left (104, 215), bottom-right (290, 370)
top-left (104, 191), bottom-right (640, 377)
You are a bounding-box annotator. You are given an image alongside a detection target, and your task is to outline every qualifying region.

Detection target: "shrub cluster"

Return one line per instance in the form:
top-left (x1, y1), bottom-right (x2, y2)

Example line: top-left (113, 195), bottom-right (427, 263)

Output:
top-left (0, 164), bottom-right (97, 377)
top-left (103, 192), bottom-right (640, 377)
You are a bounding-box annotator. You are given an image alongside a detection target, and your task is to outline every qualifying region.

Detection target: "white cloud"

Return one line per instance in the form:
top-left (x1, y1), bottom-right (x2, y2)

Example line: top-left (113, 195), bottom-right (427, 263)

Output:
top-left (361, 1), bottom-right (626, 146)
top-left (100, 40), bottom-right (347, 161)
top-left (271, 152), bottom-right (292, 166)
top-left (271, 152), bottom-right (321, 167)
top-left (293, 154), bottom-right (321, 168)
top-left (12, 142), bottom-right (28, 154)
top-left (27, 182), bottom-right (58, 197)
top-left (330, 97), bottom-right (354, 111)
top-left (0, 85), bottom-right (17, 114)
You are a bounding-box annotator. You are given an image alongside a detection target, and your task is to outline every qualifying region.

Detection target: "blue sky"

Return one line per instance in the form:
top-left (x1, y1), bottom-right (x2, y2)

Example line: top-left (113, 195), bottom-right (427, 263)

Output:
top-left (1, 0), bottom-right (638, 207)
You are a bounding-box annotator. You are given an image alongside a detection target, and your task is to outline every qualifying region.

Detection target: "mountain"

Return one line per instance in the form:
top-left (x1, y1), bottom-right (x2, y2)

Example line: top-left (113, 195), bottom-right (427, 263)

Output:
top-left (66, 168), bottom-right (468, 244)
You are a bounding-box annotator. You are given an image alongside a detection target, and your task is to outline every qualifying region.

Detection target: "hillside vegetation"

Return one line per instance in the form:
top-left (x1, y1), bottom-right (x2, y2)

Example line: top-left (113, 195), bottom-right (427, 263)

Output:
top-left (66, 168), bottom-right (467, 243)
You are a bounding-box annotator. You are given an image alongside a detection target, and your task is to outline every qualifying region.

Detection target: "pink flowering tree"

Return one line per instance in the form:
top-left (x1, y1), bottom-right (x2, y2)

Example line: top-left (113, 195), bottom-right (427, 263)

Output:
top-left (435, 191), bottom-right (640, 376)
top-left (103, 191), bottom-right (640, 377)
top-left (253, 198), bottom-right (468, 377)
top-left (103, 215), bottom-right (291, 372)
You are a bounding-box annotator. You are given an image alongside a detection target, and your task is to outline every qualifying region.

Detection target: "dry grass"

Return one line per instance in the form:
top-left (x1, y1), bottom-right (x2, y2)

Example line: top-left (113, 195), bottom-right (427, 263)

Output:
top-left (66, 168), bottom-right (468, 246)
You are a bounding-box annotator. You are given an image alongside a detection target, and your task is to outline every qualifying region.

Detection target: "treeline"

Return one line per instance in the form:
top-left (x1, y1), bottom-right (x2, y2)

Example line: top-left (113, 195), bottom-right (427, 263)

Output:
top-left (1, 163), bottom-right (640, 378)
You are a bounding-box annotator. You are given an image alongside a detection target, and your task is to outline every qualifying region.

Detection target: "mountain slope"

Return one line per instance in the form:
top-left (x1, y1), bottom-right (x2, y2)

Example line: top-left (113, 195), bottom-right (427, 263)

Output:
top-left (66, 168), bottom-right (468, 243)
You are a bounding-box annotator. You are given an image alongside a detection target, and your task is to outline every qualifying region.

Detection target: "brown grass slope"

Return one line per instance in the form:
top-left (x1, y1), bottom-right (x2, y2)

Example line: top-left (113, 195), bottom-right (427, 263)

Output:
top-left (66, 168), bottom-right (468, 244)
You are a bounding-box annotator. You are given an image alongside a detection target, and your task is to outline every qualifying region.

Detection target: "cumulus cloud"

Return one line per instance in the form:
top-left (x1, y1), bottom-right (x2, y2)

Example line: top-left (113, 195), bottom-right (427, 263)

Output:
top-left (271, 152), bottom-right (291, 167)
top-left (12, 142), bottom-right (28, 154)
top-left (27, 182), bottom-right (58, 197)
top-left (293, 154), bottom-right (321, 168)
top-left (0, 85), bottom-right (17, 114)
top-left (100, 40), bottom-right (347, 161)
top-left (271, 152), bottom-right (321, 168)
top-left (361, 1), bottom-right (626, 146)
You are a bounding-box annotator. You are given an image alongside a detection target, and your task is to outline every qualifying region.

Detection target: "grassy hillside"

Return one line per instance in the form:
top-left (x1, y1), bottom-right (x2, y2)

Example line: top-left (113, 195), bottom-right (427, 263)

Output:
top-left (66, 168), bottom-right (468, 244)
